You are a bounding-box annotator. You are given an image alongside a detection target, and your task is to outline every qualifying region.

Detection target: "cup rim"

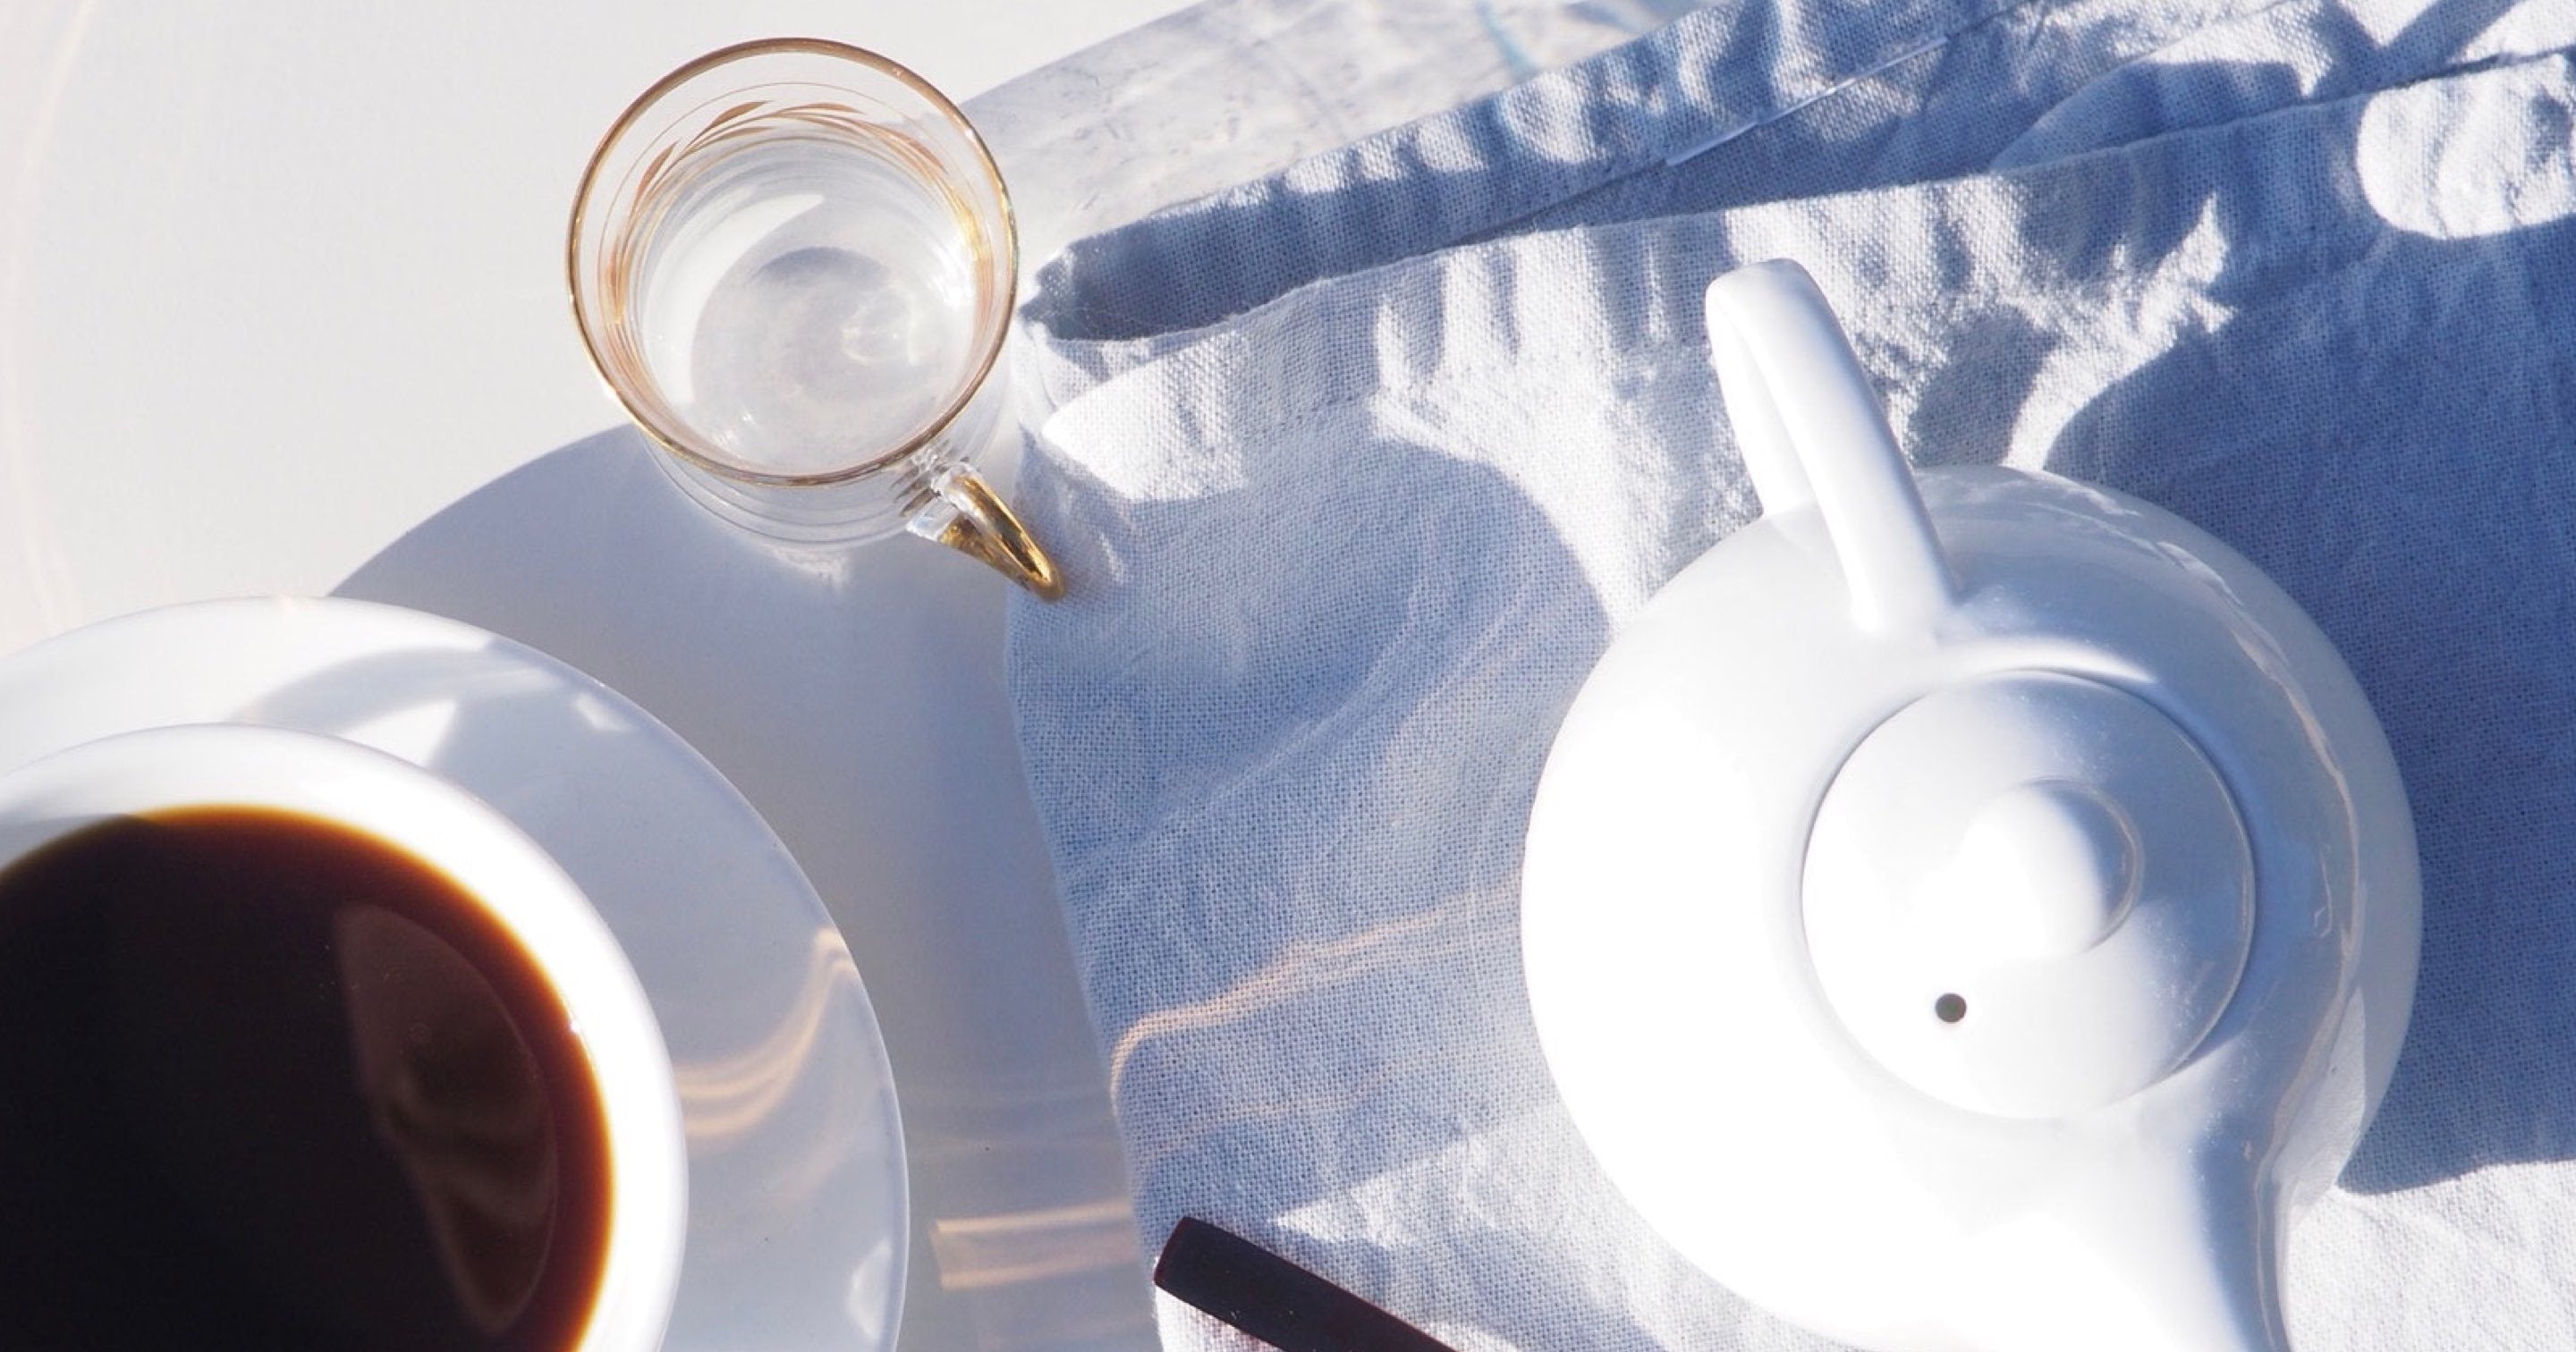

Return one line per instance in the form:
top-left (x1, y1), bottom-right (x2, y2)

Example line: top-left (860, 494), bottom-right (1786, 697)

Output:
top-left (566, 36), bottom-right (1021, 489)
top-left (0, 722), bottom-right (689, 1352)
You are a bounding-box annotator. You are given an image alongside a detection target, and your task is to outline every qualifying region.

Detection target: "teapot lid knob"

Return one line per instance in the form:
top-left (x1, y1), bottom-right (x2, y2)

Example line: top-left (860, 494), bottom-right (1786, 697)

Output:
top-left (1801, 672), bottom-right (2255, 1119)
top-left (1949, 779), bottom-right (2140, 960)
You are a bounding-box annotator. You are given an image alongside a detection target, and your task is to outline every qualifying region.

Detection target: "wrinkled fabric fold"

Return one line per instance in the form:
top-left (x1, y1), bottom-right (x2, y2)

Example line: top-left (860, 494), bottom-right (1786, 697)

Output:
top-left (1008, 3), bottom-right (2576, 1348)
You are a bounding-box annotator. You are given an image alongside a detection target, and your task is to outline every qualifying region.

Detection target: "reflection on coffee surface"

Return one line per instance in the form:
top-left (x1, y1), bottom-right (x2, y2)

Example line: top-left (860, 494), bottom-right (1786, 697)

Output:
top-left (0, 807), bottom-right (614, 1351)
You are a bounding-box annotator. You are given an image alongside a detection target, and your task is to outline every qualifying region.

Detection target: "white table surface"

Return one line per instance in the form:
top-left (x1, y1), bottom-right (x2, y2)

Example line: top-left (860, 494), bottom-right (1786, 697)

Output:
top-left (0, 5), bottom-right (1193, 1351)
top-left (0, 4), bottom-right (1686, 1348)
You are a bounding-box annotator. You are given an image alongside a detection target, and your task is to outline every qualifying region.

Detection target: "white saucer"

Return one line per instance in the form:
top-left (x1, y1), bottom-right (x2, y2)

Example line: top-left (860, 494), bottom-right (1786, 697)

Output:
top-left (0, 596), bottom-right (908, 1352)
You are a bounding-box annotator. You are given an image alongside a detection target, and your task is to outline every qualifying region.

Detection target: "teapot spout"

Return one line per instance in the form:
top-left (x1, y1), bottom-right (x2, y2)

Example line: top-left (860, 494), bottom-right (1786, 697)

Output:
top-left (1704, 260), bottom-right (1957, 633)
top-left (1945, 1159), bottom-right (2292, 1352)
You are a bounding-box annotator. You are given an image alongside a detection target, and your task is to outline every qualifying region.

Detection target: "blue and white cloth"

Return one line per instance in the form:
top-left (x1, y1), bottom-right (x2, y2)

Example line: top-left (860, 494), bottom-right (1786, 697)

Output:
top-left (1006, 2), bottom-right (2576, 1347)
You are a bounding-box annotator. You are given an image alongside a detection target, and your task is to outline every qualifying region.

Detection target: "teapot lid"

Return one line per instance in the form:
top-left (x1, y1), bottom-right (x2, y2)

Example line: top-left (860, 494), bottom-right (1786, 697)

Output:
top-left (1802, 671), bottom-right (2252, 1119)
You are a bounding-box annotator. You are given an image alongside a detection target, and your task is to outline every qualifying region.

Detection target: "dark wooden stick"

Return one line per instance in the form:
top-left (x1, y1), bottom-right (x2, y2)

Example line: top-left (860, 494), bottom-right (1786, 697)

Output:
top-left (1154, 1216), bottom-right (1461, 1352)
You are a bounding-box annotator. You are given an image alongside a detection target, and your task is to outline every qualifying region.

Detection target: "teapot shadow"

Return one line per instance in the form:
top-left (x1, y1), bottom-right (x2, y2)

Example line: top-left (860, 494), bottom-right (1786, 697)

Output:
top-left (2038, 204), bottom-right (2576, 1196)
top-left (1004, 418), bottom-right (1717, 1350)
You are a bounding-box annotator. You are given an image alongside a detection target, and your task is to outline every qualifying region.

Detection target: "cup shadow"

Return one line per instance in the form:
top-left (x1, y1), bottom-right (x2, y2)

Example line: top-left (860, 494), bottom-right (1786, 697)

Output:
top-left (330, 427), bottom-right (1154, 1352)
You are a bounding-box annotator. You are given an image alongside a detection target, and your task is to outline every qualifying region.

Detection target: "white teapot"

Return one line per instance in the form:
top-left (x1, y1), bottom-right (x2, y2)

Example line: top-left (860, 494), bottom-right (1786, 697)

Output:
top-left (1519, 260), bottom-right (2420, 1352)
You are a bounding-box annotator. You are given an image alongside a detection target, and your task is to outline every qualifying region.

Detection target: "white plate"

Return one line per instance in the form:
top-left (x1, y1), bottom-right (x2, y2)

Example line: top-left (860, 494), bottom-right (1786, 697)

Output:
top-left (0, 595), bottom-right (909, 1352)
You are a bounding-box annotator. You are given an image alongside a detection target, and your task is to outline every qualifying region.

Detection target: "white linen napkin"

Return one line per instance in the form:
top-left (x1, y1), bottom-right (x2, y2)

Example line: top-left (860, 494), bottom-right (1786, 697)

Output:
top-left (1008, 1), bottom-right (2576, 1347)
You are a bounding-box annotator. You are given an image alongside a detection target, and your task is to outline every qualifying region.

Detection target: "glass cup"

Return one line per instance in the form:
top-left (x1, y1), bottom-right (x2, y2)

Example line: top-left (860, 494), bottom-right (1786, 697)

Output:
top-left (569, 38), bottom-right (1062, 598)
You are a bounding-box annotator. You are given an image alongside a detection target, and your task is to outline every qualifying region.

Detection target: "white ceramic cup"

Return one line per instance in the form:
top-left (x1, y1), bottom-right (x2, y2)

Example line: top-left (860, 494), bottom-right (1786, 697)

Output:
top-left (0, 722), bottom-right (688, 1352)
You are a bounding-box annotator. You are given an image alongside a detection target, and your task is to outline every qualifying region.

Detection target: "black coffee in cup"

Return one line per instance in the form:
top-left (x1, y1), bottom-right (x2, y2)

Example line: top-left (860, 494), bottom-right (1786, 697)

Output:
top-left (0, 807), bottom-right (616, 1351)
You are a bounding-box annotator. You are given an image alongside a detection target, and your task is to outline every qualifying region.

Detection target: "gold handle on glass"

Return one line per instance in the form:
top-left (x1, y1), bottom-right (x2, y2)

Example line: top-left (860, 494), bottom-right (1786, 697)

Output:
top-left (933, 470), bottom-right (1064, 600)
